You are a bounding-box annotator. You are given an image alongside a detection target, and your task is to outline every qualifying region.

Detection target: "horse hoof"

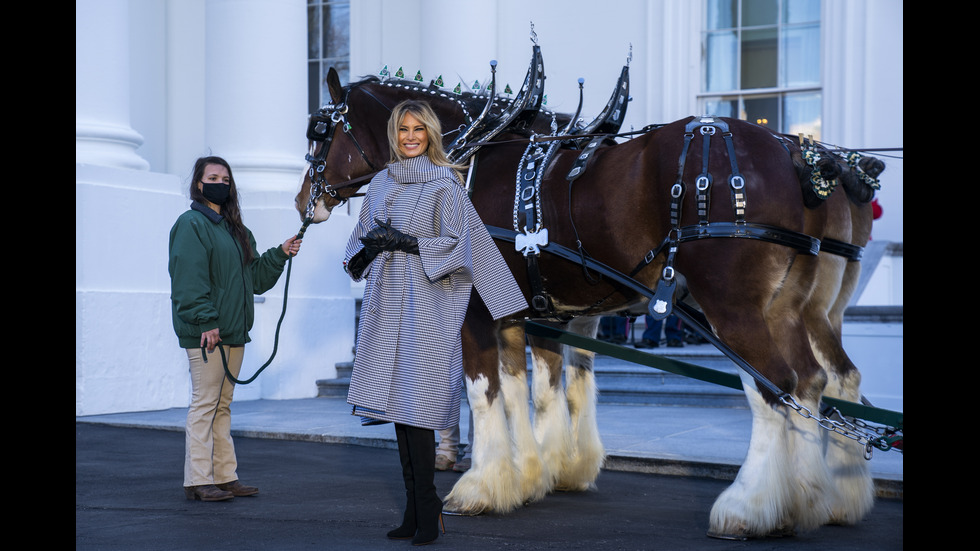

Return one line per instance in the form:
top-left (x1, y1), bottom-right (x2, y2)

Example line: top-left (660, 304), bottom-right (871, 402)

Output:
top-left (707, 530), bottom-right (749, 541)
top-left (706, 526), bottom-right (795, 540)
top-left (706, 530), bottom-right (749, 541)
top-left (767, 526), bottom-right (796, 538)
top-left (553, 482), bottom-right (590, 492)
top-left (442, 507), bottom-right (484, 517)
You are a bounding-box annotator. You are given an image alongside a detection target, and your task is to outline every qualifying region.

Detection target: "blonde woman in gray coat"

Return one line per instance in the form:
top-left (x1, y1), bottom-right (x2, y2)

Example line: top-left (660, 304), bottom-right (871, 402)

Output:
top-left (343, 100), bottom-right (527, 545)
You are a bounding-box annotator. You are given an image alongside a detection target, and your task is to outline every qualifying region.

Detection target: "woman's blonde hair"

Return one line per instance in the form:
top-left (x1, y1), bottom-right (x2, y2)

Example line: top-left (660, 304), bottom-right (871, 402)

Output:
top-left (387, 100), bottom-right (467, 183)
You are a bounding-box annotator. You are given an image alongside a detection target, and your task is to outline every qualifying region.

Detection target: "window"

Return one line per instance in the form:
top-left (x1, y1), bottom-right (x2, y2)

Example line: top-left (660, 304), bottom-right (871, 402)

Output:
top-left (308, 0), bottom-right (350, 115)
top-left (701, 0), bottom-right (822, 139)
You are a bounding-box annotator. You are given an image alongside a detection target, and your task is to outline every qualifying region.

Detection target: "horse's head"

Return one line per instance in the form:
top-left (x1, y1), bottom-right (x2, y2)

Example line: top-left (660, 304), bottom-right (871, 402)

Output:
top-left (295, 68), bottom-right (388, 223)
top-left (296, 68), bottom-right (485, 223)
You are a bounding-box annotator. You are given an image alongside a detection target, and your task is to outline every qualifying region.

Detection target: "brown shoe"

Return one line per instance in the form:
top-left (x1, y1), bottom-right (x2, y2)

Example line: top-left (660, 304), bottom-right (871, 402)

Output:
top-left (184, 484), bottom-right (234, 501)
top-left (434, 455), bottom-right (455, 471)
top-left (452, 457), bottom-right (471, 472)
top-left (216, 480), bottom-right (259, 497)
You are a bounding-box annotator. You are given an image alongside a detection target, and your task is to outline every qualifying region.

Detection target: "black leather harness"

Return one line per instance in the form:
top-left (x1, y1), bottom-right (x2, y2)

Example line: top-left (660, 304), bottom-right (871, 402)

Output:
top-left (498, 116), bottom-right (827, 321)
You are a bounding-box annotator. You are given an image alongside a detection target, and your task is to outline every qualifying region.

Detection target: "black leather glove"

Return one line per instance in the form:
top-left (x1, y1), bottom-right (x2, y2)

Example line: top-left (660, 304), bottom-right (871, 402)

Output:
top-left (360, 218), bottom-right (419, 255)
top-left (359, 227), bottom-right (387, 258)
top-left (345, 249), bottom-right (370, 279)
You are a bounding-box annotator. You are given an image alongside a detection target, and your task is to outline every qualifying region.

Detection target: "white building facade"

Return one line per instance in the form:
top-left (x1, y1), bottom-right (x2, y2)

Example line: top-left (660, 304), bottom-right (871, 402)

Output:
top-left (76, 0), bottom-right (902, 416)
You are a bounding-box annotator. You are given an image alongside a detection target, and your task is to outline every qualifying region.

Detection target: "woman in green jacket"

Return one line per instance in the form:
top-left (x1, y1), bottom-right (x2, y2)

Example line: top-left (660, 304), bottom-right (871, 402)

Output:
top-left (169, 156), bottom-right (302, 502)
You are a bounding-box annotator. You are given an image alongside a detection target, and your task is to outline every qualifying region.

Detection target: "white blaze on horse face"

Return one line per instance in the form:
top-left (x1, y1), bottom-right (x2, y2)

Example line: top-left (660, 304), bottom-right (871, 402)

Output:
top-left (312, 201), bottom-right (332, 222)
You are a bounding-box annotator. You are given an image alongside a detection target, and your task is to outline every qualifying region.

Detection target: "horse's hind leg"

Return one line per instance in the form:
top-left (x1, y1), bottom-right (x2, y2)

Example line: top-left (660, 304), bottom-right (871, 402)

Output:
top-left (555, 316), bottom-right (605, 491)
top-left (709, 354), bottom-right (834, 538)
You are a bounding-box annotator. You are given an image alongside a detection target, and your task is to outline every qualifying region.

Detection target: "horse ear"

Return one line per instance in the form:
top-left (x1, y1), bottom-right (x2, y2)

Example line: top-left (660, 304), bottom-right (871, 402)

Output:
top-left (327, 67), bottom-right (343, 104)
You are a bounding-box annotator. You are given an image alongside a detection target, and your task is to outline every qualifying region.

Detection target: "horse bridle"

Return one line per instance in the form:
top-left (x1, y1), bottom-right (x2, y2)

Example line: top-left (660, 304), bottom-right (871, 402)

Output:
top-left (303, 84), bottom-right (389, 219)
top-left (303, 79), bottom-right (479, 220)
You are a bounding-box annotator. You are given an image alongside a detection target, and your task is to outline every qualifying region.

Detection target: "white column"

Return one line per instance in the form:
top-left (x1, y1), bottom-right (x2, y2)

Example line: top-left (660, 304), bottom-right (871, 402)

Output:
top-left (75, 0), bottom-right (149, 170)
top-left (203, 0), bottom-right (354, 400)
top-left (204, 0), bottom-right (308, 193)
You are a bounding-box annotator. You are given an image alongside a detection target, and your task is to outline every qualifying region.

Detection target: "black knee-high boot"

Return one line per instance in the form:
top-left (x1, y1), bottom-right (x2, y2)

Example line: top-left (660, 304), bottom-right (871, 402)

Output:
top-left (387, 424), bottom-right (416, 540)
top-left (403, 424), bottom-right (444, 545)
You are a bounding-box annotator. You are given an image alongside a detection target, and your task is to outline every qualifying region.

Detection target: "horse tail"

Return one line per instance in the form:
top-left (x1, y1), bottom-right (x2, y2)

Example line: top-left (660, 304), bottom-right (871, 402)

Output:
top-left (788, 140), bottom-right (842, 209)
top-left (839, 153), bottom-right (885, 205)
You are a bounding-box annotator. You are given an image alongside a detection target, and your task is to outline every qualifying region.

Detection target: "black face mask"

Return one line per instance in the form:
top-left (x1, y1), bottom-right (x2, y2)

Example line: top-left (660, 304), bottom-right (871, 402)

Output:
top-left (201, 182), bottom-right (230, 205)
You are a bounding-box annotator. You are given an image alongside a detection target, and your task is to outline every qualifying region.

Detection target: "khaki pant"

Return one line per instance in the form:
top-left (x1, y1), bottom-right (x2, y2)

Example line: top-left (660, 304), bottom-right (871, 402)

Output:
top-left (183, 345), bottom-right (243, 487)
top-left (436, 406), bottom-right (473, 461)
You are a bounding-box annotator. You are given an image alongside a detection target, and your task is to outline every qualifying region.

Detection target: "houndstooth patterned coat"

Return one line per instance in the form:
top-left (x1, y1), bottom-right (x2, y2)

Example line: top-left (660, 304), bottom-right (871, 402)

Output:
top-left (344, 155), bottom-right (528, 430)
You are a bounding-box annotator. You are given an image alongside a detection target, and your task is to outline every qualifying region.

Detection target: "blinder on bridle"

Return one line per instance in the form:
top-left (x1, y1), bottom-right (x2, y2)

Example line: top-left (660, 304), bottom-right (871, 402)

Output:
top-left (303, 88), bottom-right (379, 219)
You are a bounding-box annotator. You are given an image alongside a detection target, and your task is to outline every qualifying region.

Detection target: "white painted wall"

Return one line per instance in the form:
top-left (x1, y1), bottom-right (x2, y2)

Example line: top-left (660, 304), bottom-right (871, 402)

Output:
top-left (842, 321), bottom-right (903, 413)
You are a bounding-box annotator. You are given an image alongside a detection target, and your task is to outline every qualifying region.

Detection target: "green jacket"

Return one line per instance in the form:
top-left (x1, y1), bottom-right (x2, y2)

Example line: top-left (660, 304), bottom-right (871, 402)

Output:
top-left (169, 202), bottom-right (289, 349)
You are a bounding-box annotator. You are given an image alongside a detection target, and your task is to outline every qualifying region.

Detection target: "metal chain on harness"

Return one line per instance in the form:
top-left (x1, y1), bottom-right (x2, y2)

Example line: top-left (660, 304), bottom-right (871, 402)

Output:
top-left (673, 302), bottom-right (903, 458)
top-left (778, 394), bottom-right (902, 457)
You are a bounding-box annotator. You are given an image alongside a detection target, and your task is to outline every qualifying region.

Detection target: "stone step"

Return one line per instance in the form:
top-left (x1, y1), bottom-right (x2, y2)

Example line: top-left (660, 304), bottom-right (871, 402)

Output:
top-left (589, 344), bottom-right (746, 407)
top-left (317, 361), bottom-right (352, 398)
top-left (316, 342), bottom-right (747, 408)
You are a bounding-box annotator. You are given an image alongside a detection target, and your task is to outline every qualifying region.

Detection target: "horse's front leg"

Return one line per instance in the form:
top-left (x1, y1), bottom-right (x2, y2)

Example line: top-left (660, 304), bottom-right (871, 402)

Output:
top-left (709, 368), bottom-right (797, 539)
top-left (498, 322), bottom-right (550, 504)
top-left (819, 353), bottom-right (875, 525)
top-left (443, 371), bottom-right (525, 514)
top-left (707, 286), bottom-right (834, 537)
top-left (443, 315), bottom-right (523, 515)
top-left (527, 328), bottom-right (573, 490)
top-left (555, 316), bottom-right (605, 491)
top-left (820, 260), bottom-right (875, 525)
top-left (762, 255), bottom-right (837, 534)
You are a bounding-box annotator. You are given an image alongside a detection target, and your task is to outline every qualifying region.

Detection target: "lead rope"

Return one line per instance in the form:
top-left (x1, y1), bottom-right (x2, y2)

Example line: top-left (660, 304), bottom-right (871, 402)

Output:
top-left (202, 217), bottom-right (313, 385)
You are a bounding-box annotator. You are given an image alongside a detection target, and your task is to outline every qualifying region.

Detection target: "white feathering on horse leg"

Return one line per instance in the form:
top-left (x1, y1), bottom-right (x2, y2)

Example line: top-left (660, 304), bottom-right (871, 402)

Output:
top-left (529, 346), bottom-right (572, 489)
top-left (709, 371), bottom-right (796, 539)
top-left (443, 375), bottom-right (524, 514)
top-left (785, 396), bottom-right (835, 531)
top-left (821, 370), bottom-right (875, 525)
top-left (555, 345), bottom-right (605, 491)
top-left (499, 367), bottom-right (550, 504)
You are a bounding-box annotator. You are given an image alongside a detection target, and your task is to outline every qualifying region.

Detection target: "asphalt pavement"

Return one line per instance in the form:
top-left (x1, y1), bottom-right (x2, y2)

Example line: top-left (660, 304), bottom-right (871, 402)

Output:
top-left (76, 396), bottom-right (903, 550)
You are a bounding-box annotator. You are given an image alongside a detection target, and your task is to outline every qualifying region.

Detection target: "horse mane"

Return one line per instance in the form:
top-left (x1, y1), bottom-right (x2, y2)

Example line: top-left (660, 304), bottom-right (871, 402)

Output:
top-left (344, 74), bottom-right (569, 140)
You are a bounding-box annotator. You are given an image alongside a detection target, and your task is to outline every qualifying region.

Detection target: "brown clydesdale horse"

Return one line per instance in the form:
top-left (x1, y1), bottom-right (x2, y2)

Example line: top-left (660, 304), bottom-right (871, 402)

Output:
top-left (295, 66), bottom-right (885, 539)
